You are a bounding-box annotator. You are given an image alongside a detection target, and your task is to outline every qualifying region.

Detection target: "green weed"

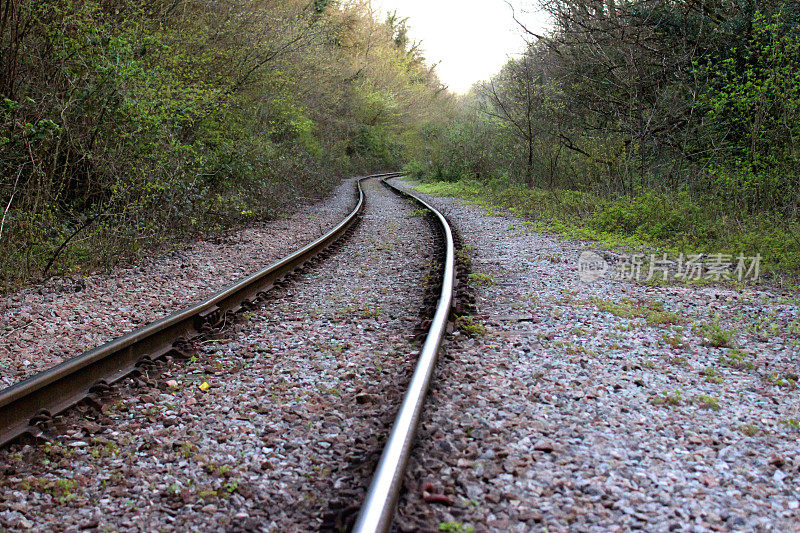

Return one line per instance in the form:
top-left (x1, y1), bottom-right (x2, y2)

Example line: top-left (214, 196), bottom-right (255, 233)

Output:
top-left (439, 523), bottom-right (475, 533)
top-left (739, 423), bottom-right (762, 436)
top-left (695, 394), bottom-right (721, 410)
top-left (652, 389), bottom-right (683, 407)
top-left (646, 310), bottom-right (684, 326)
top-left (763, 372), bottom-right (798, 389)
top-left (696, 319), bottom-right (737, 348)
top-left (703, 367), bottom-right (723, 384)
top-left (455, 316), bottom-right (486, 336)
top-left (719, 348), bottom-right (755, 370)
top-left (661, 331), bottom-right (687, 349)
top-left (467, 272), bottom-right (495, 287)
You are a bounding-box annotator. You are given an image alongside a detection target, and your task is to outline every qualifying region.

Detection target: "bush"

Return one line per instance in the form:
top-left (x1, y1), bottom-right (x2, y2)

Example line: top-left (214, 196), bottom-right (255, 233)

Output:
top-left (417, 177), bottom-right (800, 280)
top-left (589, 190), bottom-right (709, 243)
top-left (0, 0), bottom-right (448, 289)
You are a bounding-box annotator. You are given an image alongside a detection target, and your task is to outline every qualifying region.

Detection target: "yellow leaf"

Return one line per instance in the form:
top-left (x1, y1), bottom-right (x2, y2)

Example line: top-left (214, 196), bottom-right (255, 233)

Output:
top-left (198, 381), bottom-right (210, 392)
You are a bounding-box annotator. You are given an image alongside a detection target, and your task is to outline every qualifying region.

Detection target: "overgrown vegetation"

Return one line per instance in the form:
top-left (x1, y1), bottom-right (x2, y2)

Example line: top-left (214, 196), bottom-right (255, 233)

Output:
top-left (408, 1), bottom-right (800, 281)
top-left (0, 0), bottom-right (451, 288)
top-left (414, 172), bottom-right (800, 281)
top-left (6, 0), bottom-right (799, 287)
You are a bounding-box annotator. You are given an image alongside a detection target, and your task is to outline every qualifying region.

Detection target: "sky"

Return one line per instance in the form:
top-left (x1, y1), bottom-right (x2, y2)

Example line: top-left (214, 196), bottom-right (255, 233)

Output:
top-left (372, 0), bottom-right (550, 94)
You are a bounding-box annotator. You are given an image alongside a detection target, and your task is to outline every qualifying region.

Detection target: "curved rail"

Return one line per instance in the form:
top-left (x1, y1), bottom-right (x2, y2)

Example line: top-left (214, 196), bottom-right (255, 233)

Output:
top-left (353, 177), bottom-right (456, 533)
top-left (0, 172), bottom-right (403, 447)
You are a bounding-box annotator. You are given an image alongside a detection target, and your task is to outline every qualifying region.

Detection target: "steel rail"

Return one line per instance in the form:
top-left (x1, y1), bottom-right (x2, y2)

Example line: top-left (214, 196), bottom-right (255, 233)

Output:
top-left (353, 177), bottom-right (455, 533)
top-left (0, 172), bottom-right (404, 447)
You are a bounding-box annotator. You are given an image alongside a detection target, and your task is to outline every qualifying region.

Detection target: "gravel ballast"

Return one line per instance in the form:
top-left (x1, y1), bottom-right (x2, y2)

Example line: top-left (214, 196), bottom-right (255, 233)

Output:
top-left (393, 180), bottom-right (800, 532)
top-left (0, 179), bottom-right (357, 388)
top-left (2, 175), bottom-right (798, 532)
top-left (0, 178), bottom-right (437, 531)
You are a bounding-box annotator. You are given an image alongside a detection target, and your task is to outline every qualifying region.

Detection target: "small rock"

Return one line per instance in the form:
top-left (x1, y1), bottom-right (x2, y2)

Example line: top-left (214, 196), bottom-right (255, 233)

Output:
top-left (769, 454), bottom-right (786, 468)
top-left (533, 439), bottom-right (556, 453)
top-left (356, 393), bottom-right (378, 404)
top-left (423, 493), bottom-right (453, 506)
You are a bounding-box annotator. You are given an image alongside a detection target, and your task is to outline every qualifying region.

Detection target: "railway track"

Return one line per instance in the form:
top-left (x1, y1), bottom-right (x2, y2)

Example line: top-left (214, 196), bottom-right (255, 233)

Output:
top-left (352, 178), bottom-right (454, 532)
top-left (0, 173), bottom-right (455, 531)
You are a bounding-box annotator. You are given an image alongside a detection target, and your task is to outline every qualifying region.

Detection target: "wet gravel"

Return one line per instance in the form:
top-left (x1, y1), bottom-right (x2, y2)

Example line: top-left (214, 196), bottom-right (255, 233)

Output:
top-left (0, 178), bottom-right (437, 531)
top-left (393, 180), bottom-right (800, 532)
top-left (0, 180), bottom-right (358, 388)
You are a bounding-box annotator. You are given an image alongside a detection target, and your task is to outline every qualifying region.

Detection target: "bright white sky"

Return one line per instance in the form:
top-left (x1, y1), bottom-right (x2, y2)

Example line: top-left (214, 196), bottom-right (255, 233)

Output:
top-left (373, 0), bottom-right (550, 94)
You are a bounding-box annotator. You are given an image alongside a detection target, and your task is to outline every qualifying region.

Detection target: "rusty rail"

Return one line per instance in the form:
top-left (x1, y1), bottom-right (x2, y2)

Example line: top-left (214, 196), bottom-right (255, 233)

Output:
top-left (0, 172), bottom-right (403, 447)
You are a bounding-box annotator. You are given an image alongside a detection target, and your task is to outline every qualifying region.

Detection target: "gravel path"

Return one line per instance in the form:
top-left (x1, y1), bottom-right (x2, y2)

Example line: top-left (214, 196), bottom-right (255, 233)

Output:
top-left (393, 180), bottom-right (800, 532)
top-left (0, 178), bottom-right (436, 531)
top-left (0, 179), bottom-right (358, 389)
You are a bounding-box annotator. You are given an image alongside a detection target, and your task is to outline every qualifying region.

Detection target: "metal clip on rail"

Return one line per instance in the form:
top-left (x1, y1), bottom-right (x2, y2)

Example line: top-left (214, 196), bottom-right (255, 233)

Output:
top-left (353, 177), bottom-right (456, 533)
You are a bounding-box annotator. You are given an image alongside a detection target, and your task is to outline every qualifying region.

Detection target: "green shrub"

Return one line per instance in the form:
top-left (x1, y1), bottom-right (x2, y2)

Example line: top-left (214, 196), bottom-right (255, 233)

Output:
top-left (415, 178), bottom-right (800, 280)
top-left (590, 190), bottom-right (709, 243)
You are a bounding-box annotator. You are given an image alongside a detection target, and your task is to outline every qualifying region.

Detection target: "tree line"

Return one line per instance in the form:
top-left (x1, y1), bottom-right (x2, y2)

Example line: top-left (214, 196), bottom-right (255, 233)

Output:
top-left (414, 0), bottom-right (800, 220)
top-left (0, 0), bottom-right (451, 287)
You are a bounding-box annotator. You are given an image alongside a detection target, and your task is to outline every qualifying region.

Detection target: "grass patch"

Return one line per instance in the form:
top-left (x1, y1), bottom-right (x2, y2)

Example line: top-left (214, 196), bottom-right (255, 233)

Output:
top-left (555, 340), bottom-right (595, 356)
top-left (415, 178), bottom-right (800, 281)
top-left (703, 367), bottom-right (724, 384)
top-left (695, 394), bottom-right (721, 410)
top-left (591, 297), bottom-right (641, 318)
top-left (18, 477), bottom-right (82, 504)
top-left (652, 389), bottom-right (683, 407)
top-left (781, 418), bottom-right (800, 430)
top-left (668, 355), bottom-right (688, 366)
top-left (739, 423), bottom-right (762, 436)
top-left (439, 523), bottom-right (475, 533)
top-left (591, 296), bottom-right (682, 327)
top-left (661, 331), bottom-right (687, 349)
top-left (455, 315), bottom-right (486, 336)
top-left (719, 348), bottom-right (755, 370)
top-left (467, 272), bottom-right (495, 287)
top-left (695, 319), bottom-right (737, 348)
top-left (763, 372), bottom-right (798, 389)
top-left (646, 310), bottom-right (684, 326)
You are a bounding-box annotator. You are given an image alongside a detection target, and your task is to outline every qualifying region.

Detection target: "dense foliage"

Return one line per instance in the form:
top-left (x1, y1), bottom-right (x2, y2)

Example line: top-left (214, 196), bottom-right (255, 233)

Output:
top-left (0, 0), bottom-right (451, 287)
top-left (5, 0), bottom-right (798, 286)
top-left (409, 0), bottom-right (800, 278)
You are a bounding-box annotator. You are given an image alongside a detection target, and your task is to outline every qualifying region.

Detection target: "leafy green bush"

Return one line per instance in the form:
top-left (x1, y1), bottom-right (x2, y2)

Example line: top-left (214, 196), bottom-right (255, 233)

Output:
top-left (417, 178), bottom-right (800, 280)
top-left (0, 0), bottom-right (449, 289)
top-left (589, 190), bottom-right (710, 243)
